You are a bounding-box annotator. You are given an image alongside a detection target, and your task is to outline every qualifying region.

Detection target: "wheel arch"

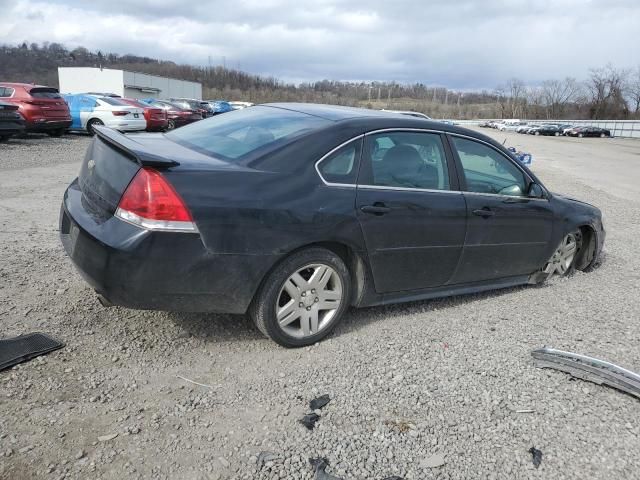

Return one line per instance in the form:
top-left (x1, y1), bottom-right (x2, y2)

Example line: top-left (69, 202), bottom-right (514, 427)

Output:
top-left (251, 241), bottom-right (371, 309)
top-left (574, 224), bottom-right (598, 271)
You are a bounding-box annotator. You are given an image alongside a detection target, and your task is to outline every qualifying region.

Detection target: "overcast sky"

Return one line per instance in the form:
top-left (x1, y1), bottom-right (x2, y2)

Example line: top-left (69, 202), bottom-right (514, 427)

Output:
top-left (1, 0), bottom-right (638, 89)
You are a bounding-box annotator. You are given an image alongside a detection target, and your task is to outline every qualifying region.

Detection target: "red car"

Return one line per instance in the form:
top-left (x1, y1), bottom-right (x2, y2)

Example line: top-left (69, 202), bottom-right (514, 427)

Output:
top-left (0, 83), bottom-right (72, 136)
top-left (143, 99), bottom-right (202, 130)
top-left (120, 98), bottom-right (168, 132)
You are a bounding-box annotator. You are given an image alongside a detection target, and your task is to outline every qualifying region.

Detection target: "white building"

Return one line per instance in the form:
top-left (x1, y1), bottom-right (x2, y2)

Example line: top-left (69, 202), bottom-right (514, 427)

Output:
top-left (58, 67), bottom-right (202, 100)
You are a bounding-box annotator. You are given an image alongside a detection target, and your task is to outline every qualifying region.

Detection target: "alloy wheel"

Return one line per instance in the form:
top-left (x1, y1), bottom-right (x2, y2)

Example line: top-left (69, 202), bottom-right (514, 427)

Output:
top-left (544, 232), bottom-right (581, 275)
top-left (275, 263), bottom-right (343, 339)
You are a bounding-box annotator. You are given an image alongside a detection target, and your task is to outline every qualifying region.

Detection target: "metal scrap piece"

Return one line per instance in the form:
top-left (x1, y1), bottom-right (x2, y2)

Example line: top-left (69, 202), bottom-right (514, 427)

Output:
top-left (531, 346), bottom-right (640, 399)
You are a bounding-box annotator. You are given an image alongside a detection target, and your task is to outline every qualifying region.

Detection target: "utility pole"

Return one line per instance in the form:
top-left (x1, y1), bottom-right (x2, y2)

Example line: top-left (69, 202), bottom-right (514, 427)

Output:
top-left (377, 87), bottom-right (381, 102)
top-left (368, 85), bottom-right (372, 102)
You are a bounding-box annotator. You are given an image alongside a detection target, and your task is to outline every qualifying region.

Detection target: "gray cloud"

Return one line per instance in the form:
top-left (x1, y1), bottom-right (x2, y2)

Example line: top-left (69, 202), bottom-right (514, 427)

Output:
top-left (1, 0), bottom-right (639, 88)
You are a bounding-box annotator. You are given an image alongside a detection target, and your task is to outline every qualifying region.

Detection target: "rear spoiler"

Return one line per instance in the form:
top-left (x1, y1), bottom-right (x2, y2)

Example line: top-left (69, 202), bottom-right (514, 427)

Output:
top-left (94, 126), bottom-right (179, 168)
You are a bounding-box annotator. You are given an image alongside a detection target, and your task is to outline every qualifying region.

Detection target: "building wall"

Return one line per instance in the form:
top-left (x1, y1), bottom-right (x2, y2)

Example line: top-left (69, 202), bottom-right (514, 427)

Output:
top-left (58, 67), bottom-right (202, 100)
top-left (58, 68), bottom-right (125, 96)
top-left (123, 71), bottom-right (202, 100)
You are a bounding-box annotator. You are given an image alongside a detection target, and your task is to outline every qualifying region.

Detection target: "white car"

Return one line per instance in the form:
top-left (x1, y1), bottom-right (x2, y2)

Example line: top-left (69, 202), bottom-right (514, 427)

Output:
top-left (64, 94), bottom-right (147, 134)
top-left (499, 122), bottom-right (527, 132)
top-left (229, 101), bottom-right (254, 110)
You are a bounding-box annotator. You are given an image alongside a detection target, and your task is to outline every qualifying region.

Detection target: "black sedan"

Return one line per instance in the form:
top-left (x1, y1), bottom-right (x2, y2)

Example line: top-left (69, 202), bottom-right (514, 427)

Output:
top-left (529, 124), bottom-right (562, 136)
top-left (567, 126), bottom-right (611, 138)
top-left (59, 104), bottom-right (605, 347)
top-left (0, 101), bottom-right (25, 141)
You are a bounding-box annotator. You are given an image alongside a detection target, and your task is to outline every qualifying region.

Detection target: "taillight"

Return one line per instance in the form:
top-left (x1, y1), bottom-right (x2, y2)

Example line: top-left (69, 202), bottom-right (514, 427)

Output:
top-left (112, 110), bottom-right (129, 116)
top-left (115, 168), bottom-right (197, 233)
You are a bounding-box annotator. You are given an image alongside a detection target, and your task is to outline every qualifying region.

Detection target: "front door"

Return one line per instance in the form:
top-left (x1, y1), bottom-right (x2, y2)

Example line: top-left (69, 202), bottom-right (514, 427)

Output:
top-left (356, 130), bottom-right (467, 293)
top-left (448, 135), bottom-right (554, 284)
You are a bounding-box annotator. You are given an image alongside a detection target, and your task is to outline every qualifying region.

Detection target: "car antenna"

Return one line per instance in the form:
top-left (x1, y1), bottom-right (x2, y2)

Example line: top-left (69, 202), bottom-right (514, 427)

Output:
top-left (503, 138), bottom-right (507, 145)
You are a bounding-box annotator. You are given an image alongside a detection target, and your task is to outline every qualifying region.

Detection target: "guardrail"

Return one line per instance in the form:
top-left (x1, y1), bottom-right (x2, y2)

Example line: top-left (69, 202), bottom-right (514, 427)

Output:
top-left (448, 119), bottom-right (640, 138)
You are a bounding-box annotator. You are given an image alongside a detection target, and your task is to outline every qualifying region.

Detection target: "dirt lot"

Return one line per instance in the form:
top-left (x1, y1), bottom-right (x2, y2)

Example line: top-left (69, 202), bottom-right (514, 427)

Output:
top-left (1, 129), bottom-right (639, 480)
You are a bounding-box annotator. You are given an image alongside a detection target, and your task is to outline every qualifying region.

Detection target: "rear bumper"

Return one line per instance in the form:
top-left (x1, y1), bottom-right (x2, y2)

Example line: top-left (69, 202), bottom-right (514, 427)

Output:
top-left (25, 119), bottom-right (72, 132)
top-left (60, 180), bottom-right (279, 314)
top-left (0, 120), bottom-right (25, 136)
top-left (106, 119), bottom-right (147, 132)
top-left (146, 119), bottom-right (168, 131)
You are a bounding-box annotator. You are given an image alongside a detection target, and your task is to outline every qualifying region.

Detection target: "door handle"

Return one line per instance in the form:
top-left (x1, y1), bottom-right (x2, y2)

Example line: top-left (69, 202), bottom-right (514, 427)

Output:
top-left (472, 208), bottom-right (495, 217)
top-left (360, 204), bottom-right (392, 215)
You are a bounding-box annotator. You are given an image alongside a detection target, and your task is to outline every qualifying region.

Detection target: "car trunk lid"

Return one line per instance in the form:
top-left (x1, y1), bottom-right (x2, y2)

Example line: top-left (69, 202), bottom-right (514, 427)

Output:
top-left (26, 87), bottom-right (69, 117)
top-left (78, 127), bottom-right (240, 219)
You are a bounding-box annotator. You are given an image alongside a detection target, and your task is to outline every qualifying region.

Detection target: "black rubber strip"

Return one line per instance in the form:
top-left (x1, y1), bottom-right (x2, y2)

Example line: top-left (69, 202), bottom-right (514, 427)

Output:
top-left (0, 333), bottom-right (64, 371)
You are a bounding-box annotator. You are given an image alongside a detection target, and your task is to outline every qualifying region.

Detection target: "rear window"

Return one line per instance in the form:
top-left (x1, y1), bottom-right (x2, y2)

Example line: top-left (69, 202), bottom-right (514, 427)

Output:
top-left (166, 106), bottom-right (330, 161)
top-left (98, 97), bottom-right (130, 106)
top-left (30, 87), bottom-right (61, 99)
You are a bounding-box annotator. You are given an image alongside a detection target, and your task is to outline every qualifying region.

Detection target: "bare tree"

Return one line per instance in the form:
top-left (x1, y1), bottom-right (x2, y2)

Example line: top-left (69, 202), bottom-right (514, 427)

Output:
top-left (586, 64), bottom-right (630, 119)
top-left (627, 66), bottom-right (640, 116)
top-left (540, 77), bottom-right (582, 119)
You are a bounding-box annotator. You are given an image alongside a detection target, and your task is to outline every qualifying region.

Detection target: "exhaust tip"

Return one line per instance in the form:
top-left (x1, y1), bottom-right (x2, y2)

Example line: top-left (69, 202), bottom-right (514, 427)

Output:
top-left (96, 293), bottom-right (113, 308)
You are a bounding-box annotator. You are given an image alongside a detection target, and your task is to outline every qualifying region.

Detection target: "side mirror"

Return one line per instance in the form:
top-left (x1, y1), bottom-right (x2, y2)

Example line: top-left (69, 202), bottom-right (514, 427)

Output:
top-left (528, 183), bottom-right (545, 199)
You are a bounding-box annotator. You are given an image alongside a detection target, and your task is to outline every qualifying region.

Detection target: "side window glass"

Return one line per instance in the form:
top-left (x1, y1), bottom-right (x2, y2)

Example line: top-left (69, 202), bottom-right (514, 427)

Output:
top-left (317, 140), bottom-right (361, 185)
top-left (0, 87), bottom-right (14, 98)
top-left (452, 137), bottom-right (526, 196)
top-left (364, 132), bottom-right (450, 190)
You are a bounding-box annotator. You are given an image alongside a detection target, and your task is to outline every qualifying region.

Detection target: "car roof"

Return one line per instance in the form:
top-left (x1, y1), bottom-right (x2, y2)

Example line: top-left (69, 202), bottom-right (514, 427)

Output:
top-left (0, 82), bottom-right (56, 90)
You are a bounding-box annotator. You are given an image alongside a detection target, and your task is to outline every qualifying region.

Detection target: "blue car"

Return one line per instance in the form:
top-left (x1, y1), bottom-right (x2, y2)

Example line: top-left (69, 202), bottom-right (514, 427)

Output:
top-left (206, 100), bottom-right (233, 114)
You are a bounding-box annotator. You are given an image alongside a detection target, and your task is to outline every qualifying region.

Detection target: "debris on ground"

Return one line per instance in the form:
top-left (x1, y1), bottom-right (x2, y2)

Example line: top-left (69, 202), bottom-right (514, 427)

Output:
top-left (309, 394), bottom-right (331, 410)
top-left (532, 346), bottom-right (640, 399)
top-left (257, 451), bottom-right (280, 469)
top-left (97, 433), bottom-right (118, 442)
top-left (309, 457), bottom-right (343, 480)
top-left (419, 453), bottom-right (446, 469)
top-left (529, 447), bottom-right (543, 468)
top-left (0, 332), bottom-right (64, 371)
top-left (299, 412), bottom-right (321, 430)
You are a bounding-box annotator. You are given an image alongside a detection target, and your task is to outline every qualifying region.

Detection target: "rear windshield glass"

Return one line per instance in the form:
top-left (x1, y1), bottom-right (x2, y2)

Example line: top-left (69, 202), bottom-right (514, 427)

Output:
top-left (30, 88), bottom-right (61, 99)
top-left (166, 106), bottom-right (330, 161)
top-left (99, 97), bottom-right (130, 106)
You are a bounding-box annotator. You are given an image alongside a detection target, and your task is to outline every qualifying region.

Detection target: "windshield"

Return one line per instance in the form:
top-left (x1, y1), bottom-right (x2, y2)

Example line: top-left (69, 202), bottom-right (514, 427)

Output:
top-left (30, 88), bottom-right (61, 99)
top-left (165, 106), bottom-right (330, 161)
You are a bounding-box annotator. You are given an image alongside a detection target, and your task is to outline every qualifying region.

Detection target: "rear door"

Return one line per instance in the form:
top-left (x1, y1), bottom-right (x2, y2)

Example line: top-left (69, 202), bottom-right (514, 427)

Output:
top-left (355, 130), bottom-right (467, 293)
top-left (447, 134), bottom-right (554, 284)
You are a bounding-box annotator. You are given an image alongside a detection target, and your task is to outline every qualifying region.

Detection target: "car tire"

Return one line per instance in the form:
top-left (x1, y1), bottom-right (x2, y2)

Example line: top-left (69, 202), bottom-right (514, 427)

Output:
top-left (578, 133), bottom-right (584, 138)
top-left (250, 247), bottom-right (351, 348)
top-left (600, 133), bottom-right (606, 138)
top-left (554, 132), bottom-right (560, 136)
top-left (47, 129), bottom-right (64, 137)
top-left (166, 119), bottom-right (176, 130)
top-left (543, 230), bottom-right (582, 277)
top-left (87, 119), bottom-right (104, 135)
top-left (534, 131), bottom-right (540, 136)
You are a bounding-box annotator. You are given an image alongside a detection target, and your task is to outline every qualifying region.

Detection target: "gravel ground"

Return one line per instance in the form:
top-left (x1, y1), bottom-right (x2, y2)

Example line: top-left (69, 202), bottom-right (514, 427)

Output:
top-left (0, 130), bottom-right (639, 480)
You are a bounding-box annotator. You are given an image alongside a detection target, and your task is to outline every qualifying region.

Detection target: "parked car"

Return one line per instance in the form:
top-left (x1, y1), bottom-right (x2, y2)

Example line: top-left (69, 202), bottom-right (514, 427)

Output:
top-left (381, 109), bottom-right (432, 119)
top-left (63, 94), bottom-right (146, 134)
top-left (59, 103), bottom-right (605, 347)
top-left (0, 101), bottom-right (25, 141)
top-left (499, 121), bottom-right (526, 132)
top-left (529, 124), bottom-right (562, 136)
top-left (120, 98), bottom-right (168, 132)
top-left (0, 83), bottom-right (71, 136)
top-left (516, 124), bottom-right (531, 133)
top-left (85, 92), bottom-right (121, 98)
top-left (567, 126), bottom-right (611, 138)
top-left (207, 100), bottom-right (234, 115)
top-left (229, 101), bottom-right (254, 110)
top-left (170, 98), bottom-right (212, 118)
top-left (142, 99), bottom-right (202, 130)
